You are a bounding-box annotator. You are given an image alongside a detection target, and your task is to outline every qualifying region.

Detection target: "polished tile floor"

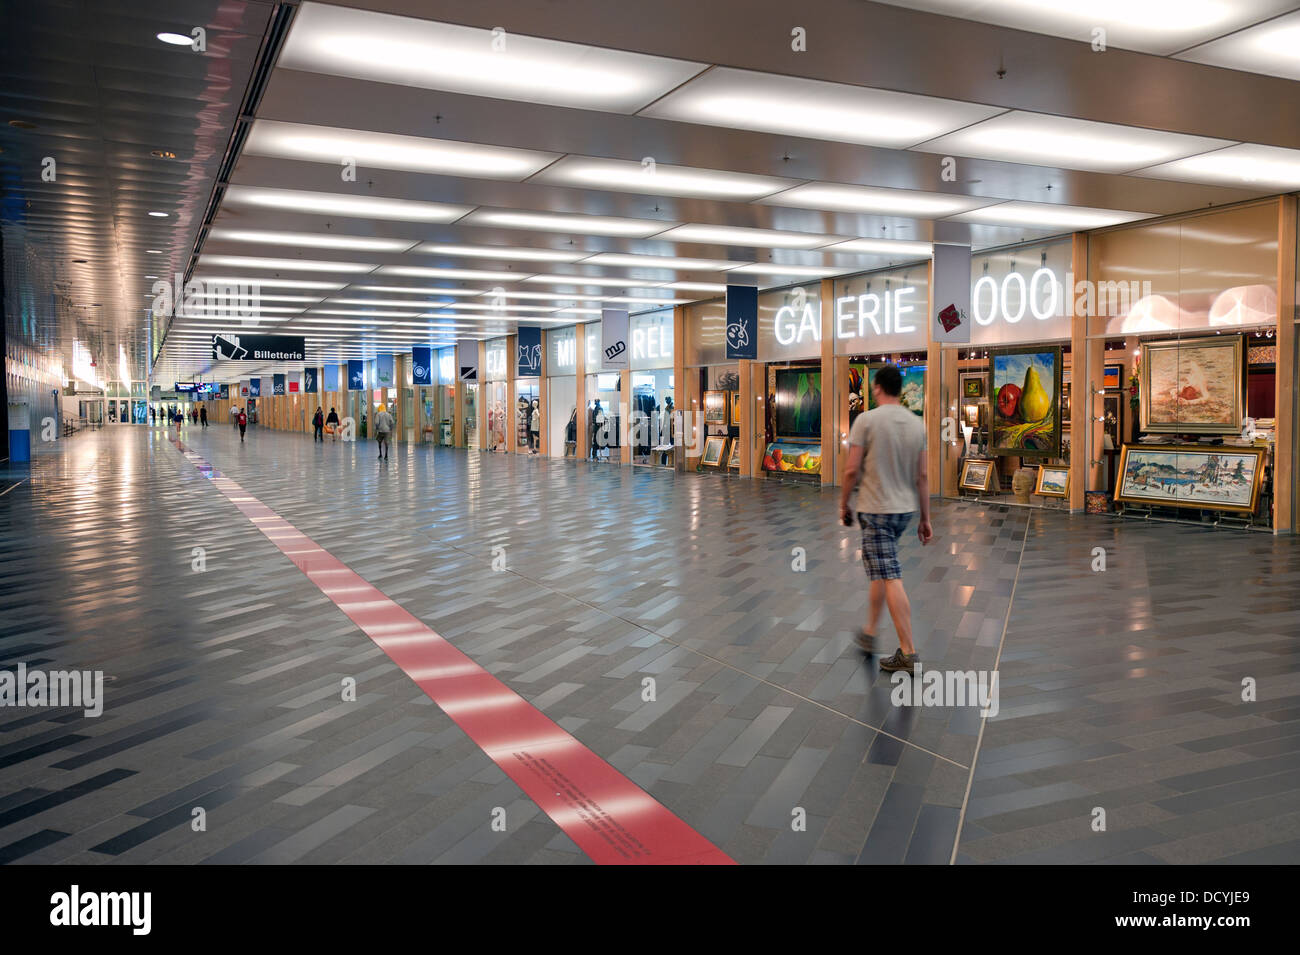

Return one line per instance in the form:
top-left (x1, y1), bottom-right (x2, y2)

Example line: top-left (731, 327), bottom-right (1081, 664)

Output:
top-left (0, 424), bottom-right (1297, 864)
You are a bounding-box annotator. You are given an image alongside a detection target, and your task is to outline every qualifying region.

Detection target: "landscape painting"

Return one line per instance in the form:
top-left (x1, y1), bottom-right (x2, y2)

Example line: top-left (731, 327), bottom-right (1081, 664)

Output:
top-left (1115, 444), bottom-right (1263, 515)
top-left (989, 347), bottom-right (1062, 458)
top-left (1141, 336), bottom-right (1242, 434)
top-left (867, 364), bottom-right (926, 416)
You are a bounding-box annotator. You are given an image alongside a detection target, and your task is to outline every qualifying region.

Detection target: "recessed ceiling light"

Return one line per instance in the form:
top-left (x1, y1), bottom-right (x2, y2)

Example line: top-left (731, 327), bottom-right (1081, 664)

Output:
top-left (191, 276), bottom-right (346, 290)
top-left (377, 266), bottom-right (520, 281)
top-left (199, 255), bottom-right (378, 273)
top-left (947, 201), bottom-right (1153, 230)
top-left (463, 209), bottom-right (670, 237)
top-left (759, 182), bottom-right (997, 217)
top-left (151, 149), bottom-right (178, 159)
top-left (208, 228), bottom-right (413, 252)
top-left (916, 112), bottom-right (1229, 174)
top-left (221, 185), bottom-right (471, 223)
top-left (523, 274), bottom-right (655, 289)
top-left (824, 238), bottom-right (934, 256)
top-left (1134, 143), bottom-right (1300, 192)
top-left (581, 252), bottom-right (738, 271)
top-left (156, 32), bottom-right (193, 46)
top-left (660, 282), bottom-right (728, 292)
top-left (146, 249), bottom-right (163, 254)
top-left (1177, 9), bottom-right (1300, 80)
top-left (353, 285), bottom-right (486, 296)
top-left (244, 119), bottom-right (559, 180)
top-left (655, 224), bottom-right (833, 250)
top-left (416, 243), bottom-right (584, 263)
top-left (641, 67), bottom-right (1001, 148)
top-left (532, 156), bottom-right (795, 200)
top-left (725, 263), bottom-right (846, 278)
top-left (279, 4), bottom-right (706, 112)
top-left (148, 211), bottom-right (169, 217)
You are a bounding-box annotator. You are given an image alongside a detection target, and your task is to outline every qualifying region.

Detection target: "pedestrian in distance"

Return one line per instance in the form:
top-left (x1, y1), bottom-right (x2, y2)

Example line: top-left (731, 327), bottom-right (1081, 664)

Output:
top-left (199, 405), bottom-right (208, 428)
top-left (839, 363), bottom-right (933, 674)
top-left (237, 407), bottom-right (247, 442)
top-left (312, 406), bottom-right (325, 442)
top-left (529, 398), bottom-right (541, 453)
top-left (325, 407), bottom-right (340, 442)
top-left (373, 403), bottom-right (394, 460)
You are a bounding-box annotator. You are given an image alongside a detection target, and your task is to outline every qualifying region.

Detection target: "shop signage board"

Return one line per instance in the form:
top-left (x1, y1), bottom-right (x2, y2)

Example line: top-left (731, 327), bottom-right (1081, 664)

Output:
top-left (516, 326), bottom-right (542, 377)
top-left (376, 353), bottom-right (395, 388)
top-left (931, 244), bottom-right (972, 345)
top-left (726, 285), bottom-right (758, 360)
top-left (303, 368), bottom-right (318, 393)
top-left (601, 309), bottom-right (630, 369)
top-left (249, 378), bottom-right (261, 397)
top-left (484, 339), bottom-right (508, 380)
top-left (347, 360), bottom-right (364, 391)
top-left (272, 374), bottom-right (286, 396)
top-left (458, 339), bottom-right (479, 381)
top-left (239, 379), bottom-right (250, 398)
top-left (323, 364), bottom-right (338, 392)
top-left (969, 241), bottom-right (1073, 345)
top-left (211, 333), bottom-right (305, 361)
top-left (412, 346), bottom-right (433, 386)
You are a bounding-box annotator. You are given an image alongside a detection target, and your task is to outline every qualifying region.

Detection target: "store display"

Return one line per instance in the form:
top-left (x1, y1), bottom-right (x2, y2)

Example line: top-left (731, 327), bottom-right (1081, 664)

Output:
top-left (774, 369), bottom-right (822, 437)
top-left (1034, 465), bottom-right (1070, 499)
top-left (727, 439), bottom-right (741, 470)
top-left (1103, 364), bottom-right (1123, 390)
top-left (1140, 335), bottom-right (1243, 434)
top-left (703, 390), bottom-right (727, 425)
top-left (960, 373), bottom-right (985, 399)
top-left (729, 391), bottom-right (741, 427)
top-left (1114, 444), bottom-right (1264, 515)
top-left (701, 435), bottom-right (729, 467)
top-left (761, 439), bottom-right (821, 476)
top-left (1103, 394), bottom-right (1122, 450)
top-left (1012, 467), bottom-right (1036, 503)
top-left (959, 459), bottom-right (995, 492)
top-left (989, 346), bottom-right (1062, 458)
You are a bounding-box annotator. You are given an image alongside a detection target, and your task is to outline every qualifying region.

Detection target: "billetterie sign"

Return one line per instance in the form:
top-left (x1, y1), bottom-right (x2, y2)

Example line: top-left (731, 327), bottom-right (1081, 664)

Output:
top-left (211, 333), bottom-right (305, 362)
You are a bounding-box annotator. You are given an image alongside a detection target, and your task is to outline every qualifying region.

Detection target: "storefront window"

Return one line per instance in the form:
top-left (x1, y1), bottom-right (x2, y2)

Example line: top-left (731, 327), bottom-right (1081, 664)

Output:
top-left (547, 327), bottom-right (578, 458)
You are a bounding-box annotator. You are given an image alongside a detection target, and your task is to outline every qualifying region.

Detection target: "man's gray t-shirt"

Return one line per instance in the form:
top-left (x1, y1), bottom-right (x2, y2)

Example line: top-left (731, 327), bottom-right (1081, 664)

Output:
top-left (849, 404), bottom-right (927, 514)
top-left (374, 411), bottom-right (394, 435)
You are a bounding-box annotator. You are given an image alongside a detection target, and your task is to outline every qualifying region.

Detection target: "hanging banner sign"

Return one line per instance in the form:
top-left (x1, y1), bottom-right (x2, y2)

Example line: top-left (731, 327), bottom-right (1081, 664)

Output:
top-left (288, 379), bottom-right (300, 393)
top-left (347, 360), bottom-right (365, 391)
top-left (412, 346), bottom-right (433, 386)
top-left (376, 353), bottom-right (395, 388)
top-left (458, 339), bottom-right (479, 381)
top-left (303, 368), bottom-right (318, 394)
top-left (211, 333), bottom-right (305, 361)
top-left (239, 379), bottom-right (250, 398)
top-left (323, 364), bottom-right (339, 393)
top-left (272, 373), bottom-right (286, 396)
top-left (249, 378), bottom-right (261, 397)
top-left (516, 326), bottom-right (542, 377)
top-left (600, 309), bottom-right (629, 369)
top-left (931, 244), bottom-right (972, 345)
top-left (725, 285), bottom-right (758, 360)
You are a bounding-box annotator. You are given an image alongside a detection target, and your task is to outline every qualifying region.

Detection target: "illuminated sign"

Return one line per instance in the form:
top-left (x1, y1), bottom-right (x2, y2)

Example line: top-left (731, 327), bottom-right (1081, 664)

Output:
top-left (834, 287), bottom-right (918, 340)
top-left (774, 304), bottom-right (820, 346)
top-left (972, 268), bottom-right (1060, 325)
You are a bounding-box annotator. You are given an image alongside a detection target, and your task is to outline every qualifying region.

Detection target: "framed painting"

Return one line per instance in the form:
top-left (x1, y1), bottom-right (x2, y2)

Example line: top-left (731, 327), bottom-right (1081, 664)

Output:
top-left (866, 364), bottom-right (925, 416)
top-left (1103, 363), bottom-right (1123, 390)
top-left (1102, 394), bottom-right (1122, 450)
top-left (959, 459), bottom-right (996, 492)
top-left (762, 440), bottom-right (821, 476)
top-left (727, 439), bottom-right (742, 470)
top-left (1115, 444), bottom-right (1264, 515)
top-left (701, 435), bottom-right (729, 468)
top-left (728, 391), bottom-right (742, 427)
top-left (988, 346), bottom-right (1062, 458)
top-left (960, 373), bottom-right (985, 400)
top-left (1140, 335), bottom-right (1243, 434)
top-left (1034, 465), bottom-right (1070, 498)
top-left (703, 390), bottom-right (727, 425)
top-left (774, 368), bottom-right (822, 437)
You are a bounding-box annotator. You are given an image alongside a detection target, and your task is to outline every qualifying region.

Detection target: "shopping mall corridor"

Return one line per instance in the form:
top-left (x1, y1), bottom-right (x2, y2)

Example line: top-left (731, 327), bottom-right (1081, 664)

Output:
top-left (1, 425), bottom-right (1298, 864)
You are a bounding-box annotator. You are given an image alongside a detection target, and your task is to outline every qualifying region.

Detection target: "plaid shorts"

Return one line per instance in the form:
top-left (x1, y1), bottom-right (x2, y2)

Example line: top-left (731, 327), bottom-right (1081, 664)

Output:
top-left (858, 511), bottom-right (914, 580)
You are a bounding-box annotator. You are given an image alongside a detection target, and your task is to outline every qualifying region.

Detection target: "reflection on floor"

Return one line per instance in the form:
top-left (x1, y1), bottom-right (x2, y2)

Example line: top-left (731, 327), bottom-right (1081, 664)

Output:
top-left (0, 425), bottom-right (1296, 865)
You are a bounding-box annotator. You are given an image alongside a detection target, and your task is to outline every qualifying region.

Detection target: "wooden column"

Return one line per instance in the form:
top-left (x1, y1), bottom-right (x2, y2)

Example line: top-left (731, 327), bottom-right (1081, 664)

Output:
top-left (1068, 232), bottom-right (1092, 512)
top-left (476, 341), bottom-right (487, 450)
top-left (1276, 195), bottom-right (1297, 533)
top-left (925, 258), bottom-right (944, 494)
top-left (505, 334), bottom-right (518, 454)
top-left (452, 345), bottom-right (466, 448)
top-left (820, 277), bottom-right (836, 486)
top-left (672, 306), bottom-right (685, 472)
top-left (737, 359), bottom-right (753, 477)
top-left (619, 368), bottom-right (632, 465)
top-left (538, 332), bottom-right (549, 457)
top-left (575, 324), bottom-right (588, 459)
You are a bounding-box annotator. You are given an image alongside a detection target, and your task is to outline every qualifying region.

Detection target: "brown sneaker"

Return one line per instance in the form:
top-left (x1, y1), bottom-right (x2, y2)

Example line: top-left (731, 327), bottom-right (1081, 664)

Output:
top-left (879, 649), bottom-right (918, 674)
top-left (854, 630), bottom-right (876, 653)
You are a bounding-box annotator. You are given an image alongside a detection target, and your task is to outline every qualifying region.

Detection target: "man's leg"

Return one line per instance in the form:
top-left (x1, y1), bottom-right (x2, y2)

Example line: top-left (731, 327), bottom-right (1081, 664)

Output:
top-left (866, 579), bottom-right (886, 636)
top-left (883, 578), bottom-right (915, 656)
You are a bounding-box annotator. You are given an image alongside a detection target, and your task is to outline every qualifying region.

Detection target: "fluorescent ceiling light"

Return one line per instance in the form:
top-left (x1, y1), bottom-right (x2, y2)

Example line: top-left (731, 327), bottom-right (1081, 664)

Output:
top-left (463, 209), bottom-right (670, 237)
top-left (354, 285), bottom-right (486, 296)
top-left (661, 282), bottom-right (727, 292)
top-left (309, 309), bottom-right (421, 318)
top-left (157, 32), bottom-right (192, 46)
top-left (280, 4), bottom-right (706, 112)
top-left (417, 243), bottom-right (583, 263)
top-left (188, 293), bottom-right (321, 303)
top-left (552, 308), bottom-right (603, 316)
top-left (871, 0), bottom-right (1294, 56)
top-left (441, 302), bottom-right (560, 313)
top-left (484, 290), bottom-right (679, 303)
top-left (329, 297), bottom-right (464, 308)
top-left (378, 266), bottom-right (520, 281)
top-left (207, 229), bottom-right (413, 253)
top-left (948, 201), bottom-right (1153, 230)
top-left (1177, 10), bottom-right (1300, 80)
top-left (726, 263), bottom-right (845, 277)
top-left (581, 253), bottom-right (738, 270)
top-left (641, 66), bottom-right (1002, 148)
top-left (191, 276), bottom-right (345, 290)
top-left (824, 238), bottom-right (934, 256)
top-left (179, 304), bottom-right (303, 314)
top-left (199, 255), bottom-right (377, 273)
top-left (244, 119), bottom-right (558, 180)
top-left (222, 185), bottom-right (471, 223)
top-left (760, 182), bottom-right (997, 217)
top-left (916, 111), bottom-right (1229, 173)
top-left (654, 224), bottom-right (832, 249)
top-left (531, 156), bottom-right (795, 199)
top-left (1134, 143), bottom-right (1300, 191)
top-left (523, 275), bottom-right (655, 288)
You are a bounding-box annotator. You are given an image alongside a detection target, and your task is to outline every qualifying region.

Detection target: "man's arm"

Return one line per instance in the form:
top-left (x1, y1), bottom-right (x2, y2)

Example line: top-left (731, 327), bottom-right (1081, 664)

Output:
top-left (916, 447), bottom-right (933, 544)
top-left (840, 443), bottom-right (864, 522)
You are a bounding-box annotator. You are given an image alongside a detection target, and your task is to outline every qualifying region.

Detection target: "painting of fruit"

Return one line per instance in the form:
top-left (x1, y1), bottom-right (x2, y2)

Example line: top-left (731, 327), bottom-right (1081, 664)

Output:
top-left (762, 440), bottom-right (821, 477)
top-left (989, 347), bottom-right (1061, 457)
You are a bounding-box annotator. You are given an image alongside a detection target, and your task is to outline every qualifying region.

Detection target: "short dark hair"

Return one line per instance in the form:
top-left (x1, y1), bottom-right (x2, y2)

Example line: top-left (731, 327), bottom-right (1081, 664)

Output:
top-left (874, 364), bottom-right (903, 397)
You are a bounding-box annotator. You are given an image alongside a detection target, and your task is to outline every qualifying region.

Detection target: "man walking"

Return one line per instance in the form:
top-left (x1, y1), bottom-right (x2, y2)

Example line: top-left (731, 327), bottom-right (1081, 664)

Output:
top-left (199, 405), bottom-right (208, 428)
top-left (373, 402), bottom-right (394, 460)
top-left (312, 406), bottom-right (325, 442)
top-left (839, 364), bottom-right (932, 674)
top-left (237, 406), bottom-right (247, 443)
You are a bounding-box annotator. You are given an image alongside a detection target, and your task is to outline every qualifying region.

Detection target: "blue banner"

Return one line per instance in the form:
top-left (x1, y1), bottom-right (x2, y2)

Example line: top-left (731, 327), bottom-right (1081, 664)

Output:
top-left (376, 353), bottom-right (395, 388)
top-left (272, 373), bottom-right (286, 396)
top-left (249, 378), bottom-right (261, 397)
top-left (303, 367), bottom-right (317, 393)
top-left (411, 346), bottom-right (433, 386)
top-left (323, 363), bottom-right (338, 392)
top-left (516, 326), bottom-right (542, 377)
top-left (347, 360), bottom-right (364, 391)
top-left (725, 285), bottom-right (758, 360)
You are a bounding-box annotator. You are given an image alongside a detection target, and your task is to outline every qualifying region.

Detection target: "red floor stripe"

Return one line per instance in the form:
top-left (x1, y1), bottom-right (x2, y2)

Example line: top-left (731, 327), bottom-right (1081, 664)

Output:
top-left (171, 438), bottom-right (733, 865)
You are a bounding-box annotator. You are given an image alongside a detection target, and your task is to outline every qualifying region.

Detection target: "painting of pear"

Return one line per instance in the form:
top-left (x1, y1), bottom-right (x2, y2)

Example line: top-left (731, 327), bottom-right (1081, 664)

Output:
top-left (1020, 365), bottom-right (1052, 422)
